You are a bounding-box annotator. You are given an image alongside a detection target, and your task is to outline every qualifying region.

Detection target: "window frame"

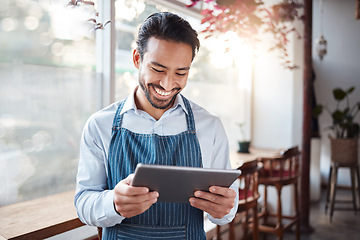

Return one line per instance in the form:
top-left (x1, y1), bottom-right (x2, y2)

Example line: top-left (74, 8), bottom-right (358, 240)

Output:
top-left (96, 0), bottom-right (116, 108)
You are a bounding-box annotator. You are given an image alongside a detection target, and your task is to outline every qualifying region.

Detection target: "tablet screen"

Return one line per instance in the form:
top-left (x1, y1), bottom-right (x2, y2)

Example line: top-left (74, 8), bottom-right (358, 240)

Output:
top-left (131, 163), bottom-right (241, 203)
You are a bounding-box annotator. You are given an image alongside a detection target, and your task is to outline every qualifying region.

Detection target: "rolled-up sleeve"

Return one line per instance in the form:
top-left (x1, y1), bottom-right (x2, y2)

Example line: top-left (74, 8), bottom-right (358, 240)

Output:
top-left (74, 117), bottom-right (125, 227)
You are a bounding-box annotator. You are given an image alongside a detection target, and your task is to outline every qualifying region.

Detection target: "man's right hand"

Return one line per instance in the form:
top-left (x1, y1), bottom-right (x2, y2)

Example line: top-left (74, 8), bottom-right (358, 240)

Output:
top-left (113, 174), bottom-right (159, 218)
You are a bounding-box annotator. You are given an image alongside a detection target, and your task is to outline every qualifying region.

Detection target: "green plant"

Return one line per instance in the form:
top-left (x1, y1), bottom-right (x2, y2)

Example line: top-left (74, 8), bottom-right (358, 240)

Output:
top-left (313, 87), bottom-right (360, 139)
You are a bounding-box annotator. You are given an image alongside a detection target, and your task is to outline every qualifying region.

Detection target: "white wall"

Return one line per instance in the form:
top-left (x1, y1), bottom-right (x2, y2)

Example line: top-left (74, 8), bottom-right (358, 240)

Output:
top-left (251, 0), bottom-right (360, 189)
top-left (313, 0), bottom-right (360, 186)
top-left (251, 1), bottom-right (304, 150)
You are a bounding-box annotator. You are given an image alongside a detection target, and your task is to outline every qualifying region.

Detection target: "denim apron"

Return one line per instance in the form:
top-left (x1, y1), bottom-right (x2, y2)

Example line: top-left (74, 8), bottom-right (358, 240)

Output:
top-left (102, 95), bottom-right (206, 240)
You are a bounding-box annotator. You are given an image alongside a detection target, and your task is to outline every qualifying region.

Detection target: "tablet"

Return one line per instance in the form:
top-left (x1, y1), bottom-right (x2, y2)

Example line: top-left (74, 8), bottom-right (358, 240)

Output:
top-left (131, 163), bottom-right (241, 203)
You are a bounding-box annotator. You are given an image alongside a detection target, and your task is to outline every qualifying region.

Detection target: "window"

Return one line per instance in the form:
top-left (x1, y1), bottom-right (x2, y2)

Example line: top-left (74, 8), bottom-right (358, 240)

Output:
top-left (0, 0), bottom-right (252, 207)
top-left (0, 0), bottom-right (98, 205)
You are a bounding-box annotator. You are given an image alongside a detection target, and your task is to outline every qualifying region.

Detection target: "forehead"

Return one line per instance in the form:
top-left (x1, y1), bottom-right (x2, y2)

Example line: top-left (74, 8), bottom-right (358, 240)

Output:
top-left (143, 37), bottom-right (193, 68)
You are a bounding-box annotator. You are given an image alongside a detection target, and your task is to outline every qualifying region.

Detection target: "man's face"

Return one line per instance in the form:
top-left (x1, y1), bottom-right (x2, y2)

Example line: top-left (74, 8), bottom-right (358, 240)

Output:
top-left (133, 37), bottom-right (193, 110)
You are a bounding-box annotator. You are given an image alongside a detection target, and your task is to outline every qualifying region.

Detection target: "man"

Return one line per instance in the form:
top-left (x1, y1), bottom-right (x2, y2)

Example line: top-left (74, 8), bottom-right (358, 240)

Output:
top-left (75, 12), bottom-right (238, 239)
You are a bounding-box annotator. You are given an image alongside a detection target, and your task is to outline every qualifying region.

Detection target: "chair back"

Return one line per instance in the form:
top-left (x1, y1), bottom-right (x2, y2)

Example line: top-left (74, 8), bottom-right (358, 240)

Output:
top-left (258, 146), bottom-right (300, 184)
top-left (237, 160), bottom-right (262, 211)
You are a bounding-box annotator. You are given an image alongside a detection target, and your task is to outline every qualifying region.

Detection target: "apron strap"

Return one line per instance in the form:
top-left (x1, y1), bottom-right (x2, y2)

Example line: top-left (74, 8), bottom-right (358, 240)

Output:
top-left (181, 95), bottom-right (196, 132)
top-left (111, 98), bottom-right (127, 133)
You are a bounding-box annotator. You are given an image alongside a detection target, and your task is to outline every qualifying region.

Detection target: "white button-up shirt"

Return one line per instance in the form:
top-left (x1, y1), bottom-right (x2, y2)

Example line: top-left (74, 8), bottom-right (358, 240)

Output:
top-left (75, 90), bottom-right (239, 228)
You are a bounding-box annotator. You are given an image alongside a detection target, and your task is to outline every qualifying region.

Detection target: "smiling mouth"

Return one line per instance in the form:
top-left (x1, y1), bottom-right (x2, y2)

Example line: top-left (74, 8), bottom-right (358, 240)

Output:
top-left (153, 86), bottom-right (173, 97)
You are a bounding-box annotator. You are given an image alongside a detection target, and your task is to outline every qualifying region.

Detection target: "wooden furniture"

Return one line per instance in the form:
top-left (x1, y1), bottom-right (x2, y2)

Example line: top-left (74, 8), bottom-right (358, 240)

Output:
top-left (325, 161), bottom-right (360, 222)
top-left (257, 146), bottom-right (301, 240)
top-left (0, 191), bottom-right (84, 240)
top-left (215, 148), bottom-right (281, 240)
top-left (325, 139), bottom-right (360, 222)
top-left (216, 159), bottom-right (262, 240)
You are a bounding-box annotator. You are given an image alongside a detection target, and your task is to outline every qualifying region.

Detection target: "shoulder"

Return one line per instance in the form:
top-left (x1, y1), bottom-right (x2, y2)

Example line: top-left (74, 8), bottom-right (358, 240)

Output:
top-left (186, 98), bottom-right (223, 128)
top-left (84, 101), bottom-right (121, 133)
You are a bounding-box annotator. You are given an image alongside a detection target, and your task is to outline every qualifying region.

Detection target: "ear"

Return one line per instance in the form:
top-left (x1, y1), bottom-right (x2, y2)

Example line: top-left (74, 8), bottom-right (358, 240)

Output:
top-left (133, 49), bottom-right (141, 69)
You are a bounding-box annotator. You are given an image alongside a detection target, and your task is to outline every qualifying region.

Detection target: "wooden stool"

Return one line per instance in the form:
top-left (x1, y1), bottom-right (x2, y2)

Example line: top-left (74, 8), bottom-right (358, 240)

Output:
top-left (325, 161), bottom-right (360, 222)
top-left (257, 146), bottom-right (300, 240)
top-left (216, 160), bottom-right (262, 240)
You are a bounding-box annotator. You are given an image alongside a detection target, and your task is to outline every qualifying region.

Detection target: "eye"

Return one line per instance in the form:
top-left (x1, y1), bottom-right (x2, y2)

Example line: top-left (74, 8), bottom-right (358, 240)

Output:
top-left (151, 67), bottom-right (164, 73)
top-left (176, 73), bottom-right (186, 76)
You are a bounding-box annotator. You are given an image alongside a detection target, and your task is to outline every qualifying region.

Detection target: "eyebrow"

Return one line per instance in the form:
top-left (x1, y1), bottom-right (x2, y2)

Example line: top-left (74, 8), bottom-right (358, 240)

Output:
top-left (151, 61), bottom-right (190, 71)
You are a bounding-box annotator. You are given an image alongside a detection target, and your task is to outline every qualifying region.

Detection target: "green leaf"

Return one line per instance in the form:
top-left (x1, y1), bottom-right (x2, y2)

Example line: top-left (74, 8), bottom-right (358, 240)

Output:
top-left (313, 105), bottom-right (323, 117)
top-left (347, 87), bottom-right (355, 94)
top-left (333, 88), bottom-right (346, 101)
top-left (332, 110), bottom-right (344, 123)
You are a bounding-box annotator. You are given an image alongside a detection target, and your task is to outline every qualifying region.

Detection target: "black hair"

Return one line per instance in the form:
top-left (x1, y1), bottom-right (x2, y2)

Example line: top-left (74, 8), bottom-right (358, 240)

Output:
top-left (136, 12), bottom-right (200, 61)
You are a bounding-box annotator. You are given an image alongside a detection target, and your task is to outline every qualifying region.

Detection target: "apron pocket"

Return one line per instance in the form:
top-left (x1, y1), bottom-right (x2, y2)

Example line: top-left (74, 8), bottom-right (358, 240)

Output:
top-left (117, 224), bottom-right (186, 240)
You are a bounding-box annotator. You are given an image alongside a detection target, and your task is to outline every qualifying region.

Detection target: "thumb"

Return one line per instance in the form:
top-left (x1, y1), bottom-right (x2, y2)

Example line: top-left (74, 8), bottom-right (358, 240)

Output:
top-left (123, 173), bottom-right (134, 185)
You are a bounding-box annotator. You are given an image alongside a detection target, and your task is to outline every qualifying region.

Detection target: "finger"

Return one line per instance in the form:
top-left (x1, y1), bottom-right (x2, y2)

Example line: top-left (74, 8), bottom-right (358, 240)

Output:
top-left (116, 197), bottom-right (158, 218)
top-left (209, 186), bottom-right (237, 199)
top-left (115, 191), bottom-right (159, 205)
top-left (193, 190), bottom-right (226, 204)
top-left (115, 178), bottom-right (150, 197)
top-left (123, 174), bottom-right (134, 185)
top-left (189, 197), bottom-right (228, 218)
top-left (116, 184), bottom-right (150, 196)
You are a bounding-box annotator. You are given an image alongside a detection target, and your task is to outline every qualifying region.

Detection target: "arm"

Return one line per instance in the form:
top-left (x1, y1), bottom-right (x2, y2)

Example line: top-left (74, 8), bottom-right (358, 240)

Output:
top-left (74, 118), bottom-right (125, 227)
top-left (74, 116), bottom-right (159, 227)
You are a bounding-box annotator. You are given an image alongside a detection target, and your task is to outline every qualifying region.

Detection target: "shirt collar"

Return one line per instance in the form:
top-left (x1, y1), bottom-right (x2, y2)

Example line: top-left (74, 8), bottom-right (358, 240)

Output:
top-left (120, 88), bottom-right (188, 116)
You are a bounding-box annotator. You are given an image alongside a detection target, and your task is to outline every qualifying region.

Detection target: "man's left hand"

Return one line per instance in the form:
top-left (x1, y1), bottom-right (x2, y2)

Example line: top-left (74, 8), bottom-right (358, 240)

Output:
top-left (189, 186), bottom-right (236, 219)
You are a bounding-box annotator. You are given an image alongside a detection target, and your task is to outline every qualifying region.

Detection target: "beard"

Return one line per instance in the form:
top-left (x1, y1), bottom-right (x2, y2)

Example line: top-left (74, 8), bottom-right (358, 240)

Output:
top-left (138, 76), bottom-right (180, 110)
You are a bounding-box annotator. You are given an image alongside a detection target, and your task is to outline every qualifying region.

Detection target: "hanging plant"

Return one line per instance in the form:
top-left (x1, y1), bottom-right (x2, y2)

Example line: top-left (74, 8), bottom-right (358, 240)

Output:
top-left (187, 0), bottom-right (304, 69)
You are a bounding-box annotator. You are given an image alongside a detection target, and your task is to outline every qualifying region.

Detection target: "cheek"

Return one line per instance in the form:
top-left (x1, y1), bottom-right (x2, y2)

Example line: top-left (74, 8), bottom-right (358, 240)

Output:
top-left (139, 69), bottom-right (154, 84)
top-left (175, 77), bottom-right (188, 88)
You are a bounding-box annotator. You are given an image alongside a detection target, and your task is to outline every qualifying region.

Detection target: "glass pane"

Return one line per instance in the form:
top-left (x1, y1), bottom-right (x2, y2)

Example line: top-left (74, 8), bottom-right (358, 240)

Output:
top-left (114, 0), bottom-right (252, 151)
top-left (0, 0), bottom-right (98, 205)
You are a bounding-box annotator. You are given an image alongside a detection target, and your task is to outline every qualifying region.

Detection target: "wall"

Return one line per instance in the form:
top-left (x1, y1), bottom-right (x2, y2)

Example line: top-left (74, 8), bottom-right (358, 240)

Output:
top-left (251, 0), bottom-right (305, 212)
top-left (251, 1), bottom-right (304, 150)
top-left (252, 0), bottom-right (360, 191)
top-left (313, 0), bottom-right (360, 186)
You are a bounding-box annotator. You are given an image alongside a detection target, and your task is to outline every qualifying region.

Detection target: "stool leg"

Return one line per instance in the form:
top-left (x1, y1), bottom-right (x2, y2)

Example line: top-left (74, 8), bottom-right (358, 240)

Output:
top-left (252, 203), bottom-right (259, 240)
top-left (262, 185), bottom-right (268, 240)
top-left (325, 165), bottom-right (333, 214)
top-left (216, 225), bottom-right (221, 240)
top-left (350, 167), bottom-right (357, 214)
top-left (356, 166), bottom-right (360, 211)
top-left (243, 209), bottom-right (249, 240)
top-left (275, 184), bottom-right (283, 240)
top-left (330, 164), bottom-right (338, 222)
top-left (229, 220), bottom-right (235, 240)
top-left (294, 181), bottom-right (300, 240)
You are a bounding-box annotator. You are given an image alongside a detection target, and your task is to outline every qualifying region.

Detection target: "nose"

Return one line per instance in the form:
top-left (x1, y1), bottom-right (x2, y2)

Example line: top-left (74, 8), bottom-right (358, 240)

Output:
top-left (159, 74), bottom-right (175, 91)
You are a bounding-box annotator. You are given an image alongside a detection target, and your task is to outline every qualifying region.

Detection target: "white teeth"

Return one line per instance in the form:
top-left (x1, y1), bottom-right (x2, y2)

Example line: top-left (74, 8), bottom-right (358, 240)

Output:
top-left (154, 87), bottom-right (171, 96)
